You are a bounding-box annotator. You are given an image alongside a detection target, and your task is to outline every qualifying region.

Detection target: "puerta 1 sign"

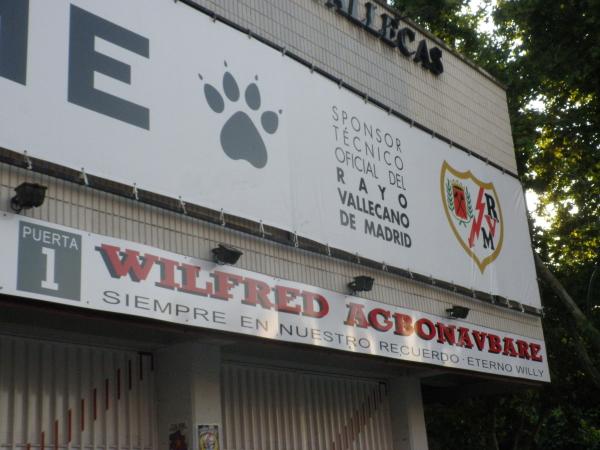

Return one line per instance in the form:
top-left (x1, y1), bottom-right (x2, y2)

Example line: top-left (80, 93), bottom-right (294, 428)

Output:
top-left (0, 0), bottom-right (540, 308)
top-left (0, 215), bottom-right (550, 382)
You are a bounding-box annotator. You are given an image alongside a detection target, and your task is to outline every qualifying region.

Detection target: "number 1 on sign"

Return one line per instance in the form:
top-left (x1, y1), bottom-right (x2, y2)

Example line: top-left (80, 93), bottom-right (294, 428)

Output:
top-left (41, 247), bottom-right (59, 290)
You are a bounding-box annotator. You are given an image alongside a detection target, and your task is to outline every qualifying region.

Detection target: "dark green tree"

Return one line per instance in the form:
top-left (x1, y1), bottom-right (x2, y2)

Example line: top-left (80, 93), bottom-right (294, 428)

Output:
top-left (391, 0), bottom-right (600, 448)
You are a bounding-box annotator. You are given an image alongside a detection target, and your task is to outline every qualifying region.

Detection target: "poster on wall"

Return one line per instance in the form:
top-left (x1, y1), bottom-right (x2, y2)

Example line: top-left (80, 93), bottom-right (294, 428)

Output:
top-left (0, 0), bottom-right (540, 307)
top-left (198, 425), bottom-right (219, 450)
top-left (0, 214), bottom-right (550, 382)
top-left (169, 422), bottom-right (189, 450)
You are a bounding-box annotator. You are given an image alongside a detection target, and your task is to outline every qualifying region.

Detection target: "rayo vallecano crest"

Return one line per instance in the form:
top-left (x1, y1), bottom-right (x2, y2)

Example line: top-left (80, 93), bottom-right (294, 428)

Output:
top-left (440, 161), bottom-right (504, 272)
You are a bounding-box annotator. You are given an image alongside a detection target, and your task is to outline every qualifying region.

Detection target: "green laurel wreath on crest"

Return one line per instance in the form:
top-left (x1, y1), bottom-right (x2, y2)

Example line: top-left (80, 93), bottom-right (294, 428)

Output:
top-left (446, 179), bottom-right (474, 227)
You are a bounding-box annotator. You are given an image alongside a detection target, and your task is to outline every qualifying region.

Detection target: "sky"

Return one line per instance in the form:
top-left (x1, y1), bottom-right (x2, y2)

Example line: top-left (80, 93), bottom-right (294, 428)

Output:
top-left (466, 0), bottom-right (497, 34)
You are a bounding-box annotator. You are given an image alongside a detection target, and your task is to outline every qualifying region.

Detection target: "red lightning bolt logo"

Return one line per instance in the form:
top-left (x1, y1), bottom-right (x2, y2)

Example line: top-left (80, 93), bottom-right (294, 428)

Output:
top-left (468, 187), bottom-right (486, 248)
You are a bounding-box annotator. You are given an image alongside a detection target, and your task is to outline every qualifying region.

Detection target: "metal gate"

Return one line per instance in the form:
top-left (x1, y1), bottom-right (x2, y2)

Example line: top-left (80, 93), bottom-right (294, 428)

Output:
top-left (0, 334), bottom-right (157, 450)
top-left (221, 363), bottom-right (394, 450)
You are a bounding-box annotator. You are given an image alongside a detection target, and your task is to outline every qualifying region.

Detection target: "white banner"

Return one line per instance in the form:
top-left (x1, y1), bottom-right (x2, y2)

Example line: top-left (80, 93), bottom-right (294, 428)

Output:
top-left (0, 0), bottom-right (540, 307)
top-left (0, 214), bottom-right (549, 382)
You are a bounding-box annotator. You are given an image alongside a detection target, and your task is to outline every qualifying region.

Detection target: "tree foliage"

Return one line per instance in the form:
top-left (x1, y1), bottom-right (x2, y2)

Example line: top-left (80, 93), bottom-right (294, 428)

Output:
top-left (494, 0), bottom-right (600, 275)
top-left (391, 0), bottom-right (600, 448)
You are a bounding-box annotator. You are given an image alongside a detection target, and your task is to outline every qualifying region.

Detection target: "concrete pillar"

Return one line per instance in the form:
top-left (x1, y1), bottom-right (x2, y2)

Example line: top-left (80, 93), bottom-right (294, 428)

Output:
top-left (389, 377), bottom-right (429, 450)
top-left (156, 341), bottom-right (221, 450)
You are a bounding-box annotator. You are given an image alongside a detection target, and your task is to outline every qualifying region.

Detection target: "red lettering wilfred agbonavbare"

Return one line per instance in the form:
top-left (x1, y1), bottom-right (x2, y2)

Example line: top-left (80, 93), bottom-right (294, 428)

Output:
top-left (95, 244), bottom-right (329, 318)
top-left (344, 302), bottom-right (544, 362)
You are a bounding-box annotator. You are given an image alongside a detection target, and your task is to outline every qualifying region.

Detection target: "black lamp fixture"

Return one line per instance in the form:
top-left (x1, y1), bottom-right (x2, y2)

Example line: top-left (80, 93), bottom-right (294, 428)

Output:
top-left (446, 305), bottom-right (470, 319)
top-left (212, 243), bottom-right (243, 265)
top-left (11, 182), bottom-right (47, 213)
top-left (348, 275), bottom-right (375, 293)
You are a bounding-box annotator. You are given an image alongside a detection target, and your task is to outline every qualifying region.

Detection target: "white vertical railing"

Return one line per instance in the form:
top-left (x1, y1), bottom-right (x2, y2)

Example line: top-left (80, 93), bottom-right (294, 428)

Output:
top-left (221, 363), bottom-right (393, 450)
top-left (0, 335), bottom-right (156, 450)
